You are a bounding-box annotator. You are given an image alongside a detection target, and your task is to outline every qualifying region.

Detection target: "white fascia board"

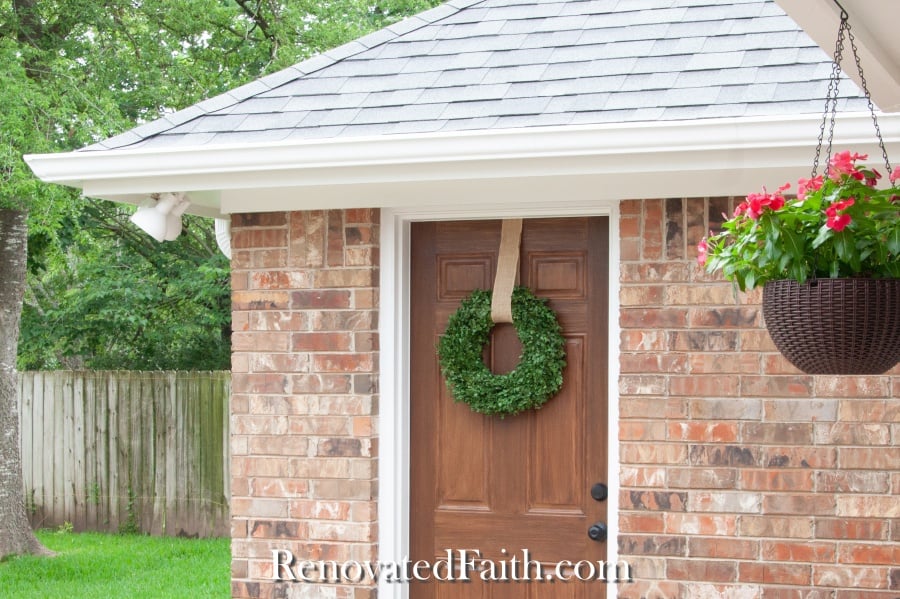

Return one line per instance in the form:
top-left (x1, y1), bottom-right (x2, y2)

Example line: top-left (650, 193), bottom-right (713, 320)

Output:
top-left (25, 112), bottom-right (900, 214)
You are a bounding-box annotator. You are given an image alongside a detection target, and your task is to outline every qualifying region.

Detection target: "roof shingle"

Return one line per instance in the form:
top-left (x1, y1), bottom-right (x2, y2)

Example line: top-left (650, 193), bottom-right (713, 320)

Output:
top-left (86, 0), bottom-right (868, 152)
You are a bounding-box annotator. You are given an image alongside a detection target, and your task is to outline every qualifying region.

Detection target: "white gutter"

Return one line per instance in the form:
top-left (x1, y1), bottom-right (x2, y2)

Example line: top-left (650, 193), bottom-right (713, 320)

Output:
top-left (24, 112), bottom-right (900, 214)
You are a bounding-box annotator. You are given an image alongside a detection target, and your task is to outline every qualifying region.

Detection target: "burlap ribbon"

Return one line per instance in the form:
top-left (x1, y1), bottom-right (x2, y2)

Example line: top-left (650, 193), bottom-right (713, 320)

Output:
top-left (490, 219), bottom-right (523, 324)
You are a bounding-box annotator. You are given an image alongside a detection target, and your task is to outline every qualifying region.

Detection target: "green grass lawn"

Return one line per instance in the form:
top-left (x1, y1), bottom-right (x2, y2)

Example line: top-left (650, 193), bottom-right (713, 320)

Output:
top-left (0, 530), bottom-right (230, 598)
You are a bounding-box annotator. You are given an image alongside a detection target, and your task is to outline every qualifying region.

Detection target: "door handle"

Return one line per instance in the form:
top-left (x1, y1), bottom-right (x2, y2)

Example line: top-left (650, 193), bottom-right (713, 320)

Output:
top-left (590, 482), bottom-right (608, 502)
top-left (588, 522), bottom-right (607, 542)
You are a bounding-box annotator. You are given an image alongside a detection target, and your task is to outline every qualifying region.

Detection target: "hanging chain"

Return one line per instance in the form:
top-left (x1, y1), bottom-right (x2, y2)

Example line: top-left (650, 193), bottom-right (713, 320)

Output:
top-left (812, 2), bottom-right (891, 178)
top-left (846, 19), bottom-right (891, 173)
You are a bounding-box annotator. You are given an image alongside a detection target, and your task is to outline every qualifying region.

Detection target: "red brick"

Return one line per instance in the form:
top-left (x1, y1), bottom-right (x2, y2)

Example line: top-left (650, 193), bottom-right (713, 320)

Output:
top-left (664, 513), bottom-right (737, 536)
top-left (816, 470), bottom-right (890, 493)
top-left (291, 290), bottom-right (351, 308)
top-left (741, 422), bottom-right (813, 444)
top-left (667, 421), bottom-right (738, 442)
top-left (739, 562), bottom-right (811, 585)
top-left (838, 543), bottom-right (900, 565)
top-left (620, 214), bottom-right (641, 237)
top-left (762, 494), bottom-right (835, 516)
top-left (620, 420), bottom-right (667, 441)
top-left (326, 210), bottom-right (344, 267)
top-left (814, 518), bottom-right (889, 540)
top-left (618, 534), bottom-right (686, 556)
top-left (620, 261), bottom-right (691, 283)
top-left (620, 396), bottom-right (686, 418)
top-left (739, 515), bottom-right (813, 538)
top-left (344, 208), bottom-right (378, 224)
top-left (620, 285), bottom-right (665, 306)
top-left (815, 376), bottom-right (891, 398)
top-left (813, 565), bottom-right (890, 589)
top-left (231, 331), bottom-right (291, 352)
top-left (670, 375), bottom-right (740, 397)
top-left (290, 374), bottom-right (352, 394)
top-left (814, 422), bottom-right (891, 445)
top-left (232, 248), bottom-right (289, 269)
top-left (689, 537), bottom-right (758, 559)
top-left (689, 353), bottom-right (760, 373)
top-left (233, 212), bottom-right (288, 227)
top-left (292, 332), bottom-right (353, 352)
top-left (312, 353), bottom-right (374, 373)
top-left (620, 199), bottom-right (642, 216)
top-left (620, 330), bottom-right (667, 351)
top-left (642, 199), bottom-right (664, 260)
top-left (741, 375), bottom-right (813, 397)
top-left (689, 491), bottom-right (760, 513)
top-left (839, 448), bottom-right (900, 470)
top-left (837, 496), bottom-right (900, 518)
top-left (620, 466), bottom-right (666, 487)
top-left (619, 513), bottom-right (665, 534)
top-left (620, 490), bottom-right (687, 511)
top-left (250, 271), bottom-right (310, 290)
top-left (758, 446), bottom-right (836, 469)
top-left (619, 442), bottom-right (688, 464)
top-left (620, 237), bottom-right (641, 260)
top-left (689, 307), bottom-right (759, 328)
top-left (232, 291), bottom-right (291, 310)
top-left (620, 307), bottom-right (688, 328)
top-left (739, 469), bottom-right (814, 491)
top-left (667, 467), bottom-right (736, 489)
top-left (762, 540), bottom-right (835, 562)
top-left (232, 228), bottom-right (288, 249)
top-left (315, 267), bottom-right (376, 288)
top-left (666, 559), bottom-right (736, 582)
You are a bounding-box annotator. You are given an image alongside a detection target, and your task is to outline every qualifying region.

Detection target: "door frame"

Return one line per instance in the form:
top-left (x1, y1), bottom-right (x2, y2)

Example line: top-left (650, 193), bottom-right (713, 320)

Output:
top-left (379, 196), bottom-right (621, 599)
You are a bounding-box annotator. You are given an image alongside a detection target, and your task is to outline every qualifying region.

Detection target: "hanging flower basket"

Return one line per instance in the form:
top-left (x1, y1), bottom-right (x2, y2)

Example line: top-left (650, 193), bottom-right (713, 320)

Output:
top-left (762, 278), bottom-right (900, 375)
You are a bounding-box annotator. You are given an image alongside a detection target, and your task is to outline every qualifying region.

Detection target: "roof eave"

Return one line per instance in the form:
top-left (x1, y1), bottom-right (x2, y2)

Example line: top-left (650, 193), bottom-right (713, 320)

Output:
top-left (25, 113), bottom-right (900, 215)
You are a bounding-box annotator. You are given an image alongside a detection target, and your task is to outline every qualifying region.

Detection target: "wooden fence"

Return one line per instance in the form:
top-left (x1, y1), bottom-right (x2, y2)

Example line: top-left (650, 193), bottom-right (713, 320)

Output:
top-left (17, 371), bottom-right (230, 537)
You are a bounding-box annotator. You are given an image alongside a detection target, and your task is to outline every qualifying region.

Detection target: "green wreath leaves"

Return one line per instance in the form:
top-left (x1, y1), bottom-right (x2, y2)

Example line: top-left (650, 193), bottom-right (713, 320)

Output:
top-left (437, 287), bottom-right (567, 417)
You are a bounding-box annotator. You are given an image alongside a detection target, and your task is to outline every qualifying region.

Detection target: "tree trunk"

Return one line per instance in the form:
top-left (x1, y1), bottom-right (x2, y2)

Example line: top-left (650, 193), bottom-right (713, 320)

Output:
top-left (0, 209), bottom-right (51, 559)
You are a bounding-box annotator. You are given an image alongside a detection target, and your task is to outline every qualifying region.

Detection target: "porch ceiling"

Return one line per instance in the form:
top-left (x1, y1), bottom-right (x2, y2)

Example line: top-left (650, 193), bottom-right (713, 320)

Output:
top-left (775, 0), bottom-right (900, 112)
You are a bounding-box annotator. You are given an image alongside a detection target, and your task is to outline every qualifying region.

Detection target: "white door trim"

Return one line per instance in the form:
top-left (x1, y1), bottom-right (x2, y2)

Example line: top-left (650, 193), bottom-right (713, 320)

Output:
top-left (378, 197), bottom-right (622, 599)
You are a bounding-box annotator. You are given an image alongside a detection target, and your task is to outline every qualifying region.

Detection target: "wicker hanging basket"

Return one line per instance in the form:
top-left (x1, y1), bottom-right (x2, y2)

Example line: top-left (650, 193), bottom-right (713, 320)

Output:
top-left (762, 278), bottom-right (900, 375)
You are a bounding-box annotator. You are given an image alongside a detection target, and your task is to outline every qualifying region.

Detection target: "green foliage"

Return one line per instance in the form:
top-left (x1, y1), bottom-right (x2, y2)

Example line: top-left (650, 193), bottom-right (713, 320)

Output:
top-left (0, 531), bottom-right (230, 598)
top-left (117, 488), bottom-right (140, 536)
top-left (437, 287), bottom-right (567, 417)
top-left (701, 151), bottom-right (900, 290)
top-left (2, 0), bottom-right (441, 370)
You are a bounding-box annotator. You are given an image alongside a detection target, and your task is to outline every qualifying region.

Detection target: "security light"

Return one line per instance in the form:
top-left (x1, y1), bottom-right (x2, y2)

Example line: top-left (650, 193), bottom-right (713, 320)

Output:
top-left (130, 192), bottom-right (190, 242)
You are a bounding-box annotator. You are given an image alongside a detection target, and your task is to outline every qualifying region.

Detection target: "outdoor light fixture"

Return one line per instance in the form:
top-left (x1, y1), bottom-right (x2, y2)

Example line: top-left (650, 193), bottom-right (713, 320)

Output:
top-left (130, 192), bottom-right (190, 242)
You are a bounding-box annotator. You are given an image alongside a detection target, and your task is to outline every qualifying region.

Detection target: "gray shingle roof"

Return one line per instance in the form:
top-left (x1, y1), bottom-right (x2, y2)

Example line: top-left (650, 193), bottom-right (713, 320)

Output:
top-left (86, 0), bottom-right (868, 152)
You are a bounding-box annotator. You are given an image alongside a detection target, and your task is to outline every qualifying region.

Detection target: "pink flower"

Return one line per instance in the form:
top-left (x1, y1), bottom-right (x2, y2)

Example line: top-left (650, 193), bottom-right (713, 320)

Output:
top-left (735, 183), bottom-right (789, 219)
top-left (797, 175), bottom-right (823, 200)
top-left (825, 198), bottom-right (855, 231)
top-left (697, 238), bottom-right (708, 266)
top-left (828, 151), bottom-right (867, 182)
top-left (826, 213), bottom-right (851, 231)
top-left (890, 166), bottom-right (900, 184)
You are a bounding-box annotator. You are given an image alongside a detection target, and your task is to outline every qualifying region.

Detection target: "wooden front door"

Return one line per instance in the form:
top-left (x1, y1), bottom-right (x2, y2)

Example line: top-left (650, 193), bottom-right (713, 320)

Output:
top-left (410, 217), bottom-right (609, 598)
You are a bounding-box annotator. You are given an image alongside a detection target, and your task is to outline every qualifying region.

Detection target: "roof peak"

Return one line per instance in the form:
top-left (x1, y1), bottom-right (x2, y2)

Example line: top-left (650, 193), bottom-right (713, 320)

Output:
top-left (88, 0), bottom-right (485, 151)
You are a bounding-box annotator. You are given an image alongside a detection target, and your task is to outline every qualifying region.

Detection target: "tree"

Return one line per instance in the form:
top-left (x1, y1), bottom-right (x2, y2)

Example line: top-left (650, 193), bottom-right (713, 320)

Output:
top-left (2, 0), bottom-right (441, 559)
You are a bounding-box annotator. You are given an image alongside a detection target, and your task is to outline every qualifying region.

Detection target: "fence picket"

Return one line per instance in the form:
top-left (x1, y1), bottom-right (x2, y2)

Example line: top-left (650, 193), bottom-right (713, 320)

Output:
top-left (17, 371), bottom-right (230, 537)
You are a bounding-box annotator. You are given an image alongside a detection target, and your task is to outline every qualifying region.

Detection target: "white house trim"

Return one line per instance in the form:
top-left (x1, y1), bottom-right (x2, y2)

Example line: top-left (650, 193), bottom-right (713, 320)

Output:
top-left (379, 198), bottom-right (621, 599)
top-left (24, 112), bottom-right (900, 217)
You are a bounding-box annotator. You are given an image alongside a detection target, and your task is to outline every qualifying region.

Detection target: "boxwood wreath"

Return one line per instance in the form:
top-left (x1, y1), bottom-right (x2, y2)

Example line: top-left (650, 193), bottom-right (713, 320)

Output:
top-left (437, 286), bottom-right (567, 416)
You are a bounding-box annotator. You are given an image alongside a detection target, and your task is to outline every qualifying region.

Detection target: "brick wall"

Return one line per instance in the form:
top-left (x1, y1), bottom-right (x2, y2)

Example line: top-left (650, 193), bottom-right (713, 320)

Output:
top-left (618, 198), bottom-right (900, 598)
top-left (230, 209), bottom-right (379, 599)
